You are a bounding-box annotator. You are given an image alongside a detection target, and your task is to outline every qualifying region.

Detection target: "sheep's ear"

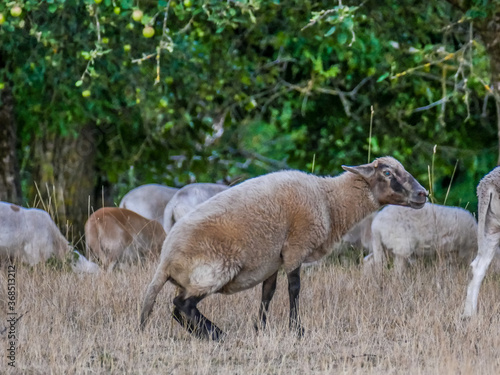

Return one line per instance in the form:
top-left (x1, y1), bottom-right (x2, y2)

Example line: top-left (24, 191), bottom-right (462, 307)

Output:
top-left (342, 162), bottom-right (376, 179)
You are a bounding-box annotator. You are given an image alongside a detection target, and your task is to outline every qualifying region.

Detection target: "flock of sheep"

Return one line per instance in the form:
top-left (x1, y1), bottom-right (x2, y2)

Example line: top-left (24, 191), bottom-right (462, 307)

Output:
top-left (1, 156), bottom-right (499, 341)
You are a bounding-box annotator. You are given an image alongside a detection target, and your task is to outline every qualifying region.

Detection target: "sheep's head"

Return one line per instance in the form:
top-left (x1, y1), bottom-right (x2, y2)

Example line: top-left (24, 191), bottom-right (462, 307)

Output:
top-left (342, 156), bottom-right (427, 209)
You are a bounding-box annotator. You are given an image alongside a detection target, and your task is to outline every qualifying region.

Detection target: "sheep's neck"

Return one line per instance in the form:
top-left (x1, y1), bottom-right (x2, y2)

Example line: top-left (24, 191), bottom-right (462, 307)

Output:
top-left (323, 172), bottom-right (379, 240)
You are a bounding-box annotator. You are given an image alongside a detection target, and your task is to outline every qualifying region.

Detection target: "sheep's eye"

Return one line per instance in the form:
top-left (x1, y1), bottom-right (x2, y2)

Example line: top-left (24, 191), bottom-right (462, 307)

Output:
top-left (384, 170), bottom-right (391, 177)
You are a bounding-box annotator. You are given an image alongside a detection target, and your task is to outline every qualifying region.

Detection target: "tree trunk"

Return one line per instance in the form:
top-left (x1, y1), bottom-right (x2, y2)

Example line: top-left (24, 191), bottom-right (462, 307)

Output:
top-left (31, 125), bottom-right (97, 245)
top-left (0, 87), bottom-right (22, 204)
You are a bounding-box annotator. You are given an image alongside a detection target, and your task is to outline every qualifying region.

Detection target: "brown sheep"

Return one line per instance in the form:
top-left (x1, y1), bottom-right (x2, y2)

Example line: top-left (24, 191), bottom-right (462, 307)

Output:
top-left (140, 157), bottom-right (427, 340)
top-left (85, 207), bottom-right (166, 272)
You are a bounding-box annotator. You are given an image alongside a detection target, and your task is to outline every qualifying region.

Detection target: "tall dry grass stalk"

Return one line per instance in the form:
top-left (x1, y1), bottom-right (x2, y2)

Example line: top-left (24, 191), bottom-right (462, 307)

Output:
top-left (1, 258), bottom-right (500, 374)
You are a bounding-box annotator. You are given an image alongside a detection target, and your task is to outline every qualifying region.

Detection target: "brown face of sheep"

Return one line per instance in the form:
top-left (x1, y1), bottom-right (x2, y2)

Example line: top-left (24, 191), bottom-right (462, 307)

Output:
top-left (342, 157), bottom-right (427, 209)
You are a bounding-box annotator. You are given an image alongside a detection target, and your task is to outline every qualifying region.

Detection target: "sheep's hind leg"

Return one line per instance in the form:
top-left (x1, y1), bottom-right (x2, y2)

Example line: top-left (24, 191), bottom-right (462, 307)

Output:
top-left (255, 270), bottom-right (278, 331)
top-left (287, 266), bottom-right (304, 337)
top-left (463, 234), bottom-right (499, 316)
top-left (172, 294), bottom-right (224, 341)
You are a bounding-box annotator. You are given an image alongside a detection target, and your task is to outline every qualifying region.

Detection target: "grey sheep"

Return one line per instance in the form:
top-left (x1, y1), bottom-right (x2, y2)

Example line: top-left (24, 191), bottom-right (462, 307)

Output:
top-left (119, 184), bottom-right (179, 226)
top-left (162, 183), bottom-right (229, 234)
top-left (463, 167), bottom-right (500, 316)
top-left (0, 201), bottom-right (99, 273)
top-left (364, 202), bottom-right (477, 275)
top-left (140, 157), bottom-right (427, 340)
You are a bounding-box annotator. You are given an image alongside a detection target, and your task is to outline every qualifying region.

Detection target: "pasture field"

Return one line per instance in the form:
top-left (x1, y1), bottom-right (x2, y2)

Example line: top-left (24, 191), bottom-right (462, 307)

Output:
top-left (1, 258), bottom-right (500, 374)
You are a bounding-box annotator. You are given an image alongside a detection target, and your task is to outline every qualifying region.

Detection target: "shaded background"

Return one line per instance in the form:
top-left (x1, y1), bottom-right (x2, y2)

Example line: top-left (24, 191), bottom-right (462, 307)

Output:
top-left (0, 0), bottom-right (498, 243)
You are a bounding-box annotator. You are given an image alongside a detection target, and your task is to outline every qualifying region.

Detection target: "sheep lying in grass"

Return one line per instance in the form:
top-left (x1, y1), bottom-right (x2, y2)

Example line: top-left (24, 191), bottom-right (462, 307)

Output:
top-left (163, 183), bottom-right (229, 234)
top-left (140, 157), bottom-right (427, 341)
top-left (0, 201), bottom-right (98, 273)
top-left (119, 184), bottom-right (179, 226)
top-left (364, 203), bottom-right (477, 275)
top-left (463, 167), bottom-right (500, 316)
top-left (85, 207), bottom-right (166, 272)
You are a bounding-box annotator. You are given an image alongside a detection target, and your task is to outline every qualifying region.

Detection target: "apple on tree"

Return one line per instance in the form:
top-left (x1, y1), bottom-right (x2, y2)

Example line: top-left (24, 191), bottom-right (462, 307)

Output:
top-left (143, 26), bottom-right (155, 38)
top-left (132, 9), bottom-right (143, 22)
top-left (10, 6), bottom-right (22, 17)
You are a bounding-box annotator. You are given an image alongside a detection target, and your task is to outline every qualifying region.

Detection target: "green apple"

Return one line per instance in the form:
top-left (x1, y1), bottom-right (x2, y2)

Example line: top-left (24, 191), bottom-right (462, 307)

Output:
top-left (10, 6), bottom-right (22, 17)
top-left (142, 26), bottom-right (155, 38)
top-left (82, 90), bottom-right (91, 98)
top-left (132, 9), bottom-right (143, 22)
top-left (0, 13), bottom-right (5, 24)
top-left (114, 7), bottom-right (121, 15)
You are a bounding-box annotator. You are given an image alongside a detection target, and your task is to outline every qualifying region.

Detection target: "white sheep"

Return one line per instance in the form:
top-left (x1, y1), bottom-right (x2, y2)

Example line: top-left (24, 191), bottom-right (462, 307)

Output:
top-left (162, 183), bottom-right (229, 234)
top-left (463, 167), bottom-right (500, 316)
top-left (0, 201), bottom-right (99, 273)
top-left (140, 157), bottom-right (427, 340)
top-left (364, 202), bottom-right (477, 274)
top-left (119, 184), bottom-right (179, 226)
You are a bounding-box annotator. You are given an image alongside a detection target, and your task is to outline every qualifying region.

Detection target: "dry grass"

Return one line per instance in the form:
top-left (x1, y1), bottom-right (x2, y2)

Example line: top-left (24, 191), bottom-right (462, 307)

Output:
top-left (1, 257), bottom-right (500, 374)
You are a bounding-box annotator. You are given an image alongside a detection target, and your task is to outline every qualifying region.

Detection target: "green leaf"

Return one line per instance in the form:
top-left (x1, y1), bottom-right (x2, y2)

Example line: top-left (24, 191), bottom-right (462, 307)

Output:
top-left (48, 4), bottom-right (58, 13)
top-left (75, 80), bottom-right (83, 87)
top-left (343, 17), bottom-right (354, 30)
top-left (377, 72), bottom-right (389, 82)
top-left (337, 32), bottom-right (348, 45)
top-left (324, 26), bottom-right (336, 37)
top-left (120, 0), bottom-right (133, 10)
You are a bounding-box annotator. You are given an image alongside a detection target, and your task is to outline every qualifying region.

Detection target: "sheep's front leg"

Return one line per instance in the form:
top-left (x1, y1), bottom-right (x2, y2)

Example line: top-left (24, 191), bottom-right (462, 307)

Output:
top-left (256, 270), bottom-right (278, 331)
top-left (287, 266), bottom-right (304, 337)
top-left (394, 255), bottom-right (408, 276)
top-left (172, 294), bottom-right (224, 341)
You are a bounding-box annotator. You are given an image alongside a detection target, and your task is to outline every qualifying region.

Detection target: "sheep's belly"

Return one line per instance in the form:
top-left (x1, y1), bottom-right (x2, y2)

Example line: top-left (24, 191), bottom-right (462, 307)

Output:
top-left (219, 259), bottom-right (282, 295)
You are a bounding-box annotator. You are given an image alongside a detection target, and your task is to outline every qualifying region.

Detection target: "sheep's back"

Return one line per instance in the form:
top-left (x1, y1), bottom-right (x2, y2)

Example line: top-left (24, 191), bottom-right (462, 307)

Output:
top-left (161, 171), bottom-right (330, 268)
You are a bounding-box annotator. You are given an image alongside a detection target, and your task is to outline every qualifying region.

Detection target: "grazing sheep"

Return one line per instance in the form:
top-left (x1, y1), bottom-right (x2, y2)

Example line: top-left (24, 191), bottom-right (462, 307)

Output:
top-left (119, 184), bottom-right (179, 226)
top-left (140, 157), bottom-right (427, 341)
top-left (463, 167), bottom-right (500, 316)
top-left (332, 212), bottom-right (376, 257)
top-left (0, 202), bottom-right (98, 273)
top-left (163, 183), bottom-right (229, 234)
top-left (85, 207), bottom-right (166, 272)
top-left (365, 203), bottom-right (477, 274)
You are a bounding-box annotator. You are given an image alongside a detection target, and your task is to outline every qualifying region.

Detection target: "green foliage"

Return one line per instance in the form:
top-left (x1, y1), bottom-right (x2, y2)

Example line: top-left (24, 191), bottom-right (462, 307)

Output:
top-left (1, 0), bottom-right (498, 212)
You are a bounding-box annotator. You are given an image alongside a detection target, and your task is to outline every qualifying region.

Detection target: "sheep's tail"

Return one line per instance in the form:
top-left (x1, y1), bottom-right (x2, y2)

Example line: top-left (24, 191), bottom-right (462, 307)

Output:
top-left (140, 268), bottom-right (171, 330)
